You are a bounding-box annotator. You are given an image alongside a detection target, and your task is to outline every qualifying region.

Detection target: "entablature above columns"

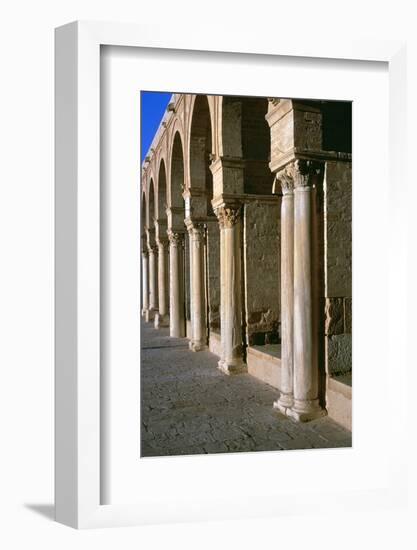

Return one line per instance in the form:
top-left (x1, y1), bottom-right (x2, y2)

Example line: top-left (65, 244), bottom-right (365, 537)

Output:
top-left (210, 156), bottom-right (245, 198)
top-left (166, 206), bottom-right (185, 231)
top-left (271, 148), bottom-right (352, 175)
top-left (182, 187), bottom-right (210, 218)
top-left (212, 193), bottom-right (280, 209)
top-left (266, 98), bottom-right (352, 174)
top-left (266, 99), bottom-right (323, 174)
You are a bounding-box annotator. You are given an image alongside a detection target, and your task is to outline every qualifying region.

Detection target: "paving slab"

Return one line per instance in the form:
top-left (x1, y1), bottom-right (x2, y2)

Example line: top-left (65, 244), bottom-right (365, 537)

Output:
top-left (140, 320), bottom-right (352, 457)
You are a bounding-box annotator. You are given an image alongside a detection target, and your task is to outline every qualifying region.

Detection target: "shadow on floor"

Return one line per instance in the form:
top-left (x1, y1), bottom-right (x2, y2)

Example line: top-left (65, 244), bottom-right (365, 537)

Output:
top-left (24, 503), bottom-right (55, 521)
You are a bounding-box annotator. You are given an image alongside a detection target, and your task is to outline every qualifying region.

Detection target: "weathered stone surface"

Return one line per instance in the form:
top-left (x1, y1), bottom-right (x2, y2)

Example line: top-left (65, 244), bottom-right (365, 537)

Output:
top-left (324, 161), bottom-right (352, 298)
top-left (265, 100), bottom-right (294, 170)
top-left (326, 334), bottom-right (352, 375)
top-left (325, 297), bottom-right (344, 335)
top-left (243, 200), bottom-right (280, 345)
top-left (206, 222), bottom-right (220, 330)
top-left (344, 297), bottom-right (352, 333)
top-left (293, 103), bottom-right (322, 151)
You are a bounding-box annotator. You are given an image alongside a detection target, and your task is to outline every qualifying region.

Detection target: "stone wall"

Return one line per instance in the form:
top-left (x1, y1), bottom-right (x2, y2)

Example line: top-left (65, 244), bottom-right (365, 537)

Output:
top-left (243, 199), bottom-right (280, 346)
top-left (206, 221), bottom-right (221, 332)
top-left (324, 160), bottom-right (352, 376)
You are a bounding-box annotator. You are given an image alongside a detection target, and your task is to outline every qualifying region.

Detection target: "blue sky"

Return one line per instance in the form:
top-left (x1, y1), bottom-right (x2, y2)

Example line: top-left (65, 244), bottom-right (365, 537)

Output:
top-left (140, 91), bottom-right (172, 162)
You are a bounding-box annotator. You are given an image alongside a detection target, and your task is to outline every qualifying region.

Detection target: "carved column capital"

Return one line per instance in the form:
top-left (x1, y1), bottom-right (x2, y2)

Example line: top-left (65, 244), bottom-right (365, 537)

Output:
top-left (274, 167), bottom-right (294, 196)
top-left (214, 204), bottom-right (242, 229)
top-left (290, 159), bottom-right (324, 189)
top-left (167, 230), bottom-right (185, 248)
top-left (273, 159), bottom-right (324, 194)
top-left (147, 244), bottom-right (158, 254)
top-left (185, 218), bottom-right (206, 241)
top-left (268, 97), bottom-right (281, 106)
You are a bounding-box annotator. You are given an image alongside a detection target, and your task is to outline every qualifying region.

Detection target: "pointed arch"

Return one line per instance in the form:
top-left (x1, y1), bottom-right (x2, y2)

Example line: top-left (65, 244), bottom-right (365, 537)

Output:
top-left (169, 131), bottom-right (185, 211)
top-left (156, 157), bottom-right (168, 220)
top-left (188, 94), bottom-right (214, 215)
top-left (147, 177), bottom-right (156, 229)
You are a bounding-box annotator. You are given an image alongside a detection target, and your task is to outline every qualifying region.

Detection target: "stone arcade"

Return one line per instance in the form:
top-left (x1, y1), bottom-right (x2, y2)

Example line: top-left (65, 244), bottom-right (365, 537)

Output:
top-left (141, 94), bottom-right (352, 429)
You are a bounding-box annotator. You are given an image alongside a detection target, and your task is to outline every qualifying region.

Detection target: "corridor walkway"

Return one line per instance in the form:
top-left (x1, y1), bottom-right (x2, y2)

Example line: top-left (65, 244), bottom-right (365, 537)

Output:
top-left (141, 320), bottom-right (352, 457)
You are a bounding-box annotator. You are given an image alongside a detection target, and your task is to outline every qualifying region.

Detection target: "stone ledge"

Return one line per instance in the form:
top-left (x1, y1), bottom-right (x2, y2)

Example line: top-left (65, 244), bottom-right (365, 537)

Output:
top-left (246, 345), bottom-right (282, 389)
top-left (327, 375), bottom-right (352, 431)
top-left (269, 147), bottom-right (352, 174)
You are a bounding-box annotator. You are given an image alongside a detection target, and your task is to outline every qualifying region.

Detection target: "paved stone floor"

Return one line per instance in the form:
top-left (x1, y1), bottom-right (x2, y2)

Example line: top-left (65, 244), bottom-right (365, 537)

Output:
top-left (141, 320), bottom-right (352, 457)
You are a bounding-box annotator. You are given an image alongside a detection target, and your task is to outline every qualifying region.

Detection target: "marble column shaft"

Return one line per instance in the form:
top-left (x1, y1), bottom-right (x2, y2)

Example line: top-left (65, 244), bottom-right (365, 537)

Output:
top-left (289, 160), bottom-right (325, 421)
top-left (216, 204), bottom-right (247, 374)
top-left (148, 245), bottom-right (158, 313)
top-left (155, 240), bottom-right (169, 328)
top-left (187, 221), bottom-right (207, 351)
top-left (168, 230), bottom-right (185, 338)
top-left (188, 230), bottom-right (194, 337)
top-left (274, 171), bottom-right (294, 414)
top-left (141, 249), bottom-right (149, 316)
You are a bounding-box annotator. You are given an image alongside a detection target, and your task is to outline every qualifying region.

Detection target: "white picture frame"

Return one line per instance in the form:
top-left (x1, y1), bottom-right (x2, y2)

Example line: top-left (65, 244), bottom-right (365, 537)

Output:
top-left (55, 20), bottom-right (407, 529)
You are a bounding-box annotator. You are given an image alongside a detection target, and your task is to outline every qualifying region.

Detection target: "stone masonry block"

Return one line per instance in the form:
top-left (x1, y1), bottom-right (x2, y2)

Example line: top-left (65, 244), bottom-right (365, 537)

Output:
top-left (325, 161), bottom-right (352, 298)
top-left (327, 334), bottom-right (352, 375)
top-left (344, 297), bottom-right (352, 334)
top-left (325, 297), bottom-right (344, 335)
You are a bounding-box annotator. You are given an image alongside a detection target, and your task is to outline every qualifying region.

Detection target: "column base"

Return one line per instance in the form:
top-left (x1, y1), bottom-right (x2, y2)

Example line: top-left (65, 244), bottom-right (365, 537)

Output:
top-left (217, 359), bottom-right (247, 375)
top-left (154, 313), bottom-right (169, 329)
top-left (273, 393), bottom-right (294, 416)
top-left (286, 399), bottom-right (327, 422)
top-left (189, 341), bottom-right (207, 352)
top-left (170, 326), bottom-right (185, 339)
top-left (144, 309), bottom-right (156, 323)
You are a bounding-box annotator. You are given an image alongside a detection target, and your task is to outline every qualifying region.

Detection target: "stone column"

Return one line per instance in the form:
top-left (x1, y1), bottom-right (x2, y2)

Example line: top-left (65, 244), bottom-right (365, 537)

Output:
top-left (168, 230), bottom-right (185, 338)
top-left (273, 168), bottom-right (294, 414)
top-left (148, 244), bottom-right (158, 320)
top-left (215, 204), bottom-right (247, 374)
top-left (217, 221), bottom-right (226, 364)
top-left (289, 160), bottom-right (326, 421)
top-left (186, 220), bottom-right (207, 351)
top-left (188, 229), bottom-right (194, 338)
top-left (155, 240), bottom-right (169, 328)
top-left (141, 248), bottom-right (149, 317)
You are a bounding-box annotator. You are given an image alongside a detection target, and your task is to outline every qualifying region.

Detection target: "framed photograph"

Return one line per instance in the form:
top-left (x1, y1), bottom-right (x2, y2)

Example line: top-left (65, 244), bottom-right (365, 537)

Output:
top-left (55, 21), bottom-right (407, 528)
